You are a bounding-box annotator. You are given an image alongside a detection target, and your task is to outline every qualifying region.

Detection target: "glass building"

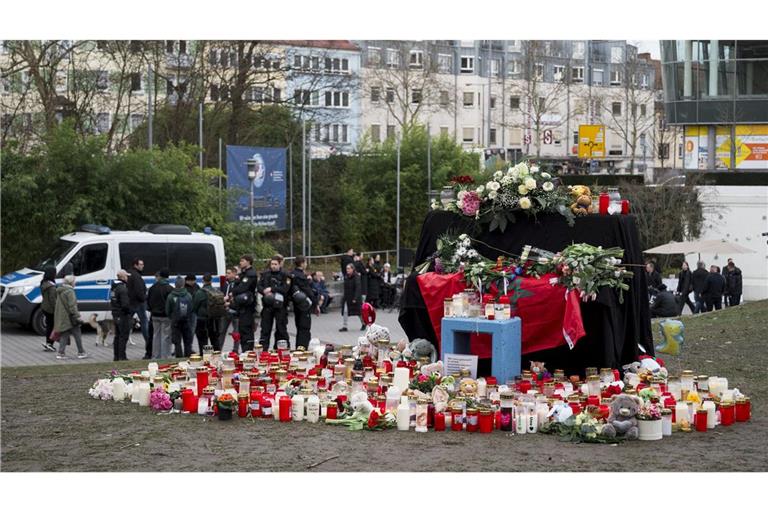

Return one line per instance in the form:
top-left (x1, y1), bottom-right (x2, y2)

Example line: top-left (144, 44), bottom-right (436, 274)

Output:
top-left (660, 40), bottom-right (768, 170)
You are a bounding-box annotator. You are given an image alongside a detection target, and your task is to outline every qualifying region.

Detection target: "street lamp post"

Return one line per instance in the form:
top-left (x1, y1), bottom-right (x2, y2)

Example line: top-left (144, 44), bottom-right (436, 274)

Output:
top-left (396, 134), bottom-right (401, 270)
top-left (247, 158), bottom-right (257, 245)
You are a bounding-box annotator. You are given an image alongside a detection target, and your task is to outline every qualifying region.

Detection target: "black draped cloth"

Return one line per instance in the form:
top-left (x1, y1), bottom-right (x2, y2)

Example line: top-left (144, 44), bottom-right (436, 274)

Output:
top-left (398, 210), bottom-right (654, 374)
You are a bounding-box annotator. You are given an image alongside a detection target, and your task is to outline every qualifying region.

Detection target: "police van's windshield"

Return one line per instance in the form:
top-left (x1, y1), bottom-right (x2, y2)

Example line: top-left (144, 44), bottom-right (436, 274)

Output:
top-left (32, 240), bottom-right (77, 271)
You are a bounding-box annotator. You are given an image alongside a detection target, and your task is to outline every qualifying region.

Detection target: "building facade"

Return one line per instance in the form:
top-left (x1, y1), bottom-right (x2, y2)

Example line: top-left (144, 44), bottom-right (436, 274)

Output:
top-left (660, 40), bottom-right (768, 171)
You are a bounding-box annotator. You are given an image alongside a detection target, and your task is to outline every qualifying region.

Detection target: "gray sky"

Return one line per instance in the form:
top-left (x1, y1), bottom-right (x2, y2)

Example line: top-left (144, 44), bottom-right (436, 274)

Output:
top-left (634, 40), bottom-right (660, 59)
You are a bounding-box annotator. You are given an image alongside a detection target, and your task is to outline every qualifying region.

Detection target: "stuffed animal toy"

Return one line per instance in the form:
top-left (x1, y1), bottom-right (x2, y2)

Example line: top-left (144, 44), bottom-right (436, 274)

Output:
top-left (420, 360), bottom-right (444, 377)
top-left (568, 185), bottom-right (593, 216)
top-left (602, 393), bottom-right (642, 440)
top-left (403, 338), bottom-right (438, 363)
top-left (529, 360), bottom-right (551, 381)
top-left (656, 319), bottom-right (684, 355)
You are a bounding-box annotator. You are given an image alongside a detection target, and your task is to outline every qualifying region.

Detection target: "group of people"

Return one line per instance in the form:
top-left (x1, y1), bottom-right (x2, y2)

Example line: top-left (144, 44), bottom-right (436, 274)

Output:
top-left (338, 249), bottom-right (398, 310)
top-left (646, 258), bottom-right (743, 318)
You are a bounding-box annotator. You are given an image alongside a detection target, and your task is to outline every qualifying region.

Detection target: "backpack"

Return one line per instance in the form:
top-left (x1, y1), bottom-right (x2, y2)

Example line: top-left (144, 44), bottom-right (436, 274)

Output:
top-left (205, 288), bottom-right (227, 318)
top-left (172, 293), bottom-right (192, 321)
top-left (110, 284), bottom-right (123, 310)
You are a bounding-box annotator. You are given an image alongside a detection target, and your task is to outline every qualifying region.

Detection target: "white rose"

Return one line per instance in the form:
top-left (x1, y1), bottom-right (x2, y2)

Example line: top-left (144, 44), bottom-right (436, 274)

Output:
top-left (614, 270), bottom-right (622, 278)
top-left (488, 190), bottom-right (498, 200)
top-left (542, 182), bottom-right (554, 192)
top-left (459, 234), bottom-right (469, 241)
top-left (516, 162), bottom-right (530, 177)
top-left (518, 184), bottom-right (529, 195)
top-left (501, 175), bottom-right (512, 185)
top-left (431, 200), bottom-right (440, 210)
top-left (519, 197), bottom-right (532, 209)
top-left (487, 181), bottom-right (501, 192)
top-left (571, 276), bottom-right (581, 285)
top-left (530, 165), bottom-right (540, 174)
top-left (476, 185), bottom-right (485, 194)
top-left (457, 190), bottom-right (467, 201)
top-left (494, 170), bottom-right (503, 179)
top-left (525, 177), bottom-right (537, 189)
top-left (456, 200), bottom-right (464, 210)
top-left (541, 172), bottom-right (551, 180)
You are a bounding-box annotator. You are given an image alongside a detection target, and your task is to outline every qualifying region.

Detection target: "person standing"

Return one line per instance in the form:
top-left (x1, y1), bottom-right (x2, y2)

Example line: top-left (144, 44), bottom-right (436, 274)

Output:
top-left (691, 261), bottom-right (709, 314)
top-left (110, 270), bottom-right (131, 361)
top-left (40, 266), bottom-right (58, 352)
top-left (380, 262), bottom-right (396, 308)
top-left (219, 267), bottom-right (240, 352)
top-left (340, 248), bottom-right (355, 277)
top-left (645, 261), bottom-right (662, 298)
top-left (354, 253), bottom-right (368, 303)
top-left (290, 256), bottom-right (318, 349)
top-left (54, 275), bottom-right (88, 360)
top-left (192, 273), bottom-right (223, 352)
top-left (166, 276), bottom-right (194, 357)
top-left (147, 269), bottom-right (173, 360)
top-left (675, 261), bottom-right (695, 314)
top-left (127, 259), bottom-right (151, 359)
top-left (231, 255), bottom-right (259, 352)
top-left (339, 263), bottom-right (364, 332)
top-left (702, 265), bottom-right (726, 312)
top-left (257, 256), bottom-right (290, 350)
top-left (723, 259), bottom-right (743, 306)
top-left (366, 256), bottom-right (382, 308)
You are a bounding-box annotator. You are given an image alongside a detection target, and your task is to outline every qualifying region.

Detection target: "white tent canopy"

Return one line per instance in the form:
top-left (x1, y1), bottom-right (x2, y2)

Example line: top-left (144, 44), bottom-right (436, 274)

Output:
top-left (644, 239), bottom-right (756, 259)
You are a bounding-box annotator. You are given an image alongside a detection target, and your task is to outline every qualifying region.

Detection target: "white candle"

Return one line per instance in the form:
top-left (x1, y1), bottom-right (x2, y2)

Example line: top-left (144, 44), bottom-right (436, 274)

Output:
top-left (137, 382), bottom-right (151, 407)
top-left (675, 402), bottom-right (690, 426)
top-left (112, 378), bottom-right (126, 401)
top-left (476, 377), bottom-right (487, 398)
top-left (721, 389), bottom-right (734, 402)
top-left (703, 400), bottom-right (717, 429)
top-left (393, 367), bottom-right (411, 392)
top-left (147, 362), bottom-right (158, 378)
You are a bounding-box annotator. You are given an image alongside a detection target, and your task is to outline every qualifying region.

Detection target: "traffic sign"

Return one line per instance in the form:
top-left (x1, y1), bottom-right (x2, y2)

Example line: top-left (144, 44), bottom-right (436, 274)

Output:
top-left (543, 129), bottom-right (553, 145)
top-left (523, 134), bottom-right (531, 145)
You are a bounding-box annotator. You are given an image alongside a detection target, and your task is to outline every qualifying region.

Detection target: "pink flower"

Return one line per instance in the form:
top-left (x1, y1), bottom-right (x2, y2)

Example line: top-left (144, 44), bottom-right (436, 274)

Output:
top-left (417, 374), bottom-right (428, 383)
top-left (460, 191), bottom-right (481, 216)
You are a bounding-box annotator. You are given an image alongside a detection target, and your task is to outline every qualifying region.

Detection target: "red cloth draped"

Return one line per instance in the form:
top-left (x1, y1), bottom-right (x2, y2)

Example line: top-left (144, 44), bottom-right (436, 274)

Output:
top-left (416, 272), bottom-right (586, 357)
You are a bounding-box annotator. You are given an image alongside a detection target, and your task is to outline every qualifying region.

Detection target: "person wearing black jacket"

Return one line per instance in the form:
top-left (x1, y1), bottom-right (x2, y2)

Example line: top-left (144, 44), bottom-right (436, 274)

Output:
top-left (645, 262), bottom-right (662, 297)
top-left (340, 248), bottom-right (355, 277)
top-left (231, 255), bottom-right (259, 351)
top-left (339, 263), bottom-right (365, 332)
top-left (290, 256), bottom-right (318, 349)
top-left (675, 261), bottom-right (695, 314)
top-left (723, 260), bottom-right (743, 307)
top-left (257, 256), bottom-right (291, 349)
top-left (127, 259), bottom-right (151, 359)
top-left (366, 256), bottom-right (382, 308)
top-left (110, 270), bottom-right (132, 361)
top-left (702, 265), bottom-right (726, 312)
top-left (219, 267), bottom-right (240, 351)
top-left (147, 269), bottom-right (174, 359)
top-left (651, 285), bottom-right (679, 318)
top-left (354, 253), bottom-right (368, 302)
top-left (691, 261), bottom-right (709, 314)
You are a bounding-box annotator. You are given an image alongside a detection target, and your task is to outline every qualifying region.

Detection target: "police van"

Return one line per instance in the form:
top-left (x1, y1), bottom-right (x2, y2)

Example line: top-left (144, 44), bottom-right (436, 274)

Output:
top-left (1, 224), bottom-right (226, 336)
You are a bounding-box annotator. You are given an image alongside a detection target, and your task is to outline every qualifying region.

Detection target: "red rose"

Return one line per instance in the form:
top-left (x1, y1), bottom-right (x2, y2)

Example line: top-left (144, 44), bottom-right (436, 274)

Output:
top-left (367, 410), bottom-right (380, 429)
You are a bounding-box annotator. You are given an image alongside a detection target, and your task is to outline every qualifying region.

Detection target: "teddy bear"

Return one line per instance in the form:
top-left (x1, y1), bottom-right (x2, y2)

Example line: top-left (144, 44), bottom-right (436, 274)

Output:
top-left (601, 393), bottom-right (643, 440)
top-left (567, 185), bottom-right (593, 216)
top-left (402, 338), bottom-right (438, 363)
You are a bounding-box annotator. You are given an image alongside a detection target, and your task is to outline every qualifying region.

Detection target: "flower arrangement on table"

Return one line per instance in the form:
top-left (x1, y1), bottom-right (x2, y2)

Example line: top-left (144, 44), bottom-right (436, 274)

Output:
top-left (432, 162), bottom-right (575, 231)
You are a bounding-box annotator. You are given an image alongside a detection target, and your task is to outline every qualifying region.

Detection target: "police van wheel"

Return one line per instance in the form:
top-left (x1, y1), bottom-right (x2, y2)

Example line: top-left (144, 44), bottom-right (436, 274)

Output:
top-left (30, 307), bottom-right (47, 337)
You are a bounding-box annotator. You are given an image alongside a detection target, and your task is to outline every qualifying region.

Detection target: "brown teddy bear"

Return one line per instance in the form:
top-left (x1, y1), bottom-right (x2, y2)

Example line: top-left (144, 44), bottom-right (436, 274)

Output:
top-left (601, 393), bottom-right (643, 440)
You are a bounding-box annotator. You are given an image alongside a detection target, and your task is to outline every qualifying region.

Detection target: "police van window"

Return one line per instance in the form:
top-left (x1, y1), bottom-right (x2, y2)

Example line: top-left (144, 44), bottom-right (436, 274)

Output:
top-left (119, 243), bottom-right (168, 276)
top-left (33, 240), bottom-right (77, 271)
top-left (66, 243), bottom-right (108, 277)
top-left (168, 243), bottom-right (216, 276)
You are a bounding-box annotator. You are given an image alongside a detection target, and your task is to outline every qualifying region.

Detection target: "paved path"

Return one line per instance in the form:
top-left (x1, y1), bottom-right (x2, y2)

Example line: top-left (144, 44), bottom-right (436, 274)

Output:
top-left (0, 309), bottom-right (408, 368)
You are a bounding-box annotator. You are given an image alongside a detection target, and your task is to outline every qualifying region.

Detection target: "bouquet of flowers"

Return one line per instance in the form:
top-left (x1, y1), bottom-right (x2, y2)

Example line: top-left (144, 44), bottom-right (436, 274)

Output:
top-left (149, 387), bottom-right (173, 412)
top-left (433, 163), bottom-right (574, 231)
top-left (325, 402), bottom-right (397, 431)
top-left (637, 402), bottom-right (662, 421)
top-left (540, 409), bottom-right (617, 443)
top-left (215, 393), bottom-right (237, 411)
top-left (88, 379), bottom-right (113, 400)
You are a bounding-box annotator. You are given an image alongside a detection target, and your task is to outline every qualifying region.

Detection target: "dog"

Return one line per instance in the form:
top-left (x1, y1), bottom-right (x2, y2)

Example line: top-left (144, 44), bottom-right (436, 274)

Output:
top-left (87, 314), bottom-right (114, 346)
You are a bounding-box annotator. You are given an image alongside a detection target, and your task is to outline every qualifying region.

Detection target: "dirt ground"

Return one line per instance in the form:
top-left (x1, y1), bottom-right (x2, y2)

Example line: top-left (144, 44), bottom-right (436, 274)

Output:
top-left (2, 300), bottom-right (767, 472)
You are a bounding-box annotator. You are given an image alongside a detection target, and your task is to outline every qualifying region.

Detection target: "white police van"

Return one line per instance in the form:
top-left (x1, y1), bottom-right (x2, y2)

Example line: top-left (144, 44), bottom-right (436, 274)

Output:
top-left (1, 224), bottom-right (226, 336)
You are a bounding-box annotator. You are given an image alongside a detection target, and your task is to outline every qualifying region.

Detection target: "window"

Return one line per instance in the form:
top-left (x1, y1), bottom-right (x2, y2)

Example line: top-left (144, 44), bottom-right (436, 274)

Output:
top-left (440, 126), bottom-right (449, 137)
top-left (437, 54), bottom-right (452, 73)
top-left (371, 124), bottom-right (381, 143)
top-left (572, 41), bottom-right (585, 59)
top-left (166, 40), bottom-right (175, 53)
top-left (314, 124), bottom-right (321, 142)
top-left (571, 66), bottom-right (584, 82)
top-left (220, 50), bottom-right (229, 67)
top-left (324, 90), bottom-right (349, 107)
top-left (368, 47), bottom-right (381, 66)
top-left (640, 104), bottom-right (647, 117)
top-left (490, 96), bottom-right (496, 109)
top-left (209, 49), bottom-right (218, 66)
top-left (119, 243), bottom-right (166, 277)
top-left (210, 84), bottom-right (219, 101)
top-left (332, 58), bottom-right (340, 72)
top-left (641, 74), bottom-right (649, 88)
top-left (412, 89), bottom-right (422, 104)
top-left (293, 55), bottom-right (302, 69)
top-left (341, 59), bottom-right (349, 72)
top-left (659, 143), bottom-right (670, 160)
top-left (130, 72), bottom-right (142, 92)
top-left (553, 65), bottom-right (565, 82)
top-left (342, 124), bottom-right (348, 143)
top-left (534, 63), bottom-right (544, 80)
top-left (489, 128), bottom-right (497, 144)
top-left (129, 114), bottom-right (144, 132)
top-left (272, 88), bottom-right (281, 103)
top-left (322, 124), bottom-right (330, 143)
top-left (251, 87), bottom-right (264, 103)
top-left (96, 70), bottom-right (109, 90)
top-left (463, 91), bottom-right (474, 107)
top-left (332, 124), bottom-right (339, 142)
top-left (95, 113), bottom-right (110, 134)
top-left (179, 41), bottom-right (187, 54)
top-left (489, 59), bottom-right (499, 77)
top-left (386, 124), bottom-right (395, 140)
top-left (611, 46), bottom-right (624, 64)
top-left (439, 90), bottom-right (449, 107)
top-left (507, 60), bottom-right (521, 76)
top-left (610, 70), bottom-right (621, 86)
top-left (460, 56), bottom-right (474, 74)
top-left (386, 48), bottom-right (400, 68)
top-left (168, 243), bottom-right (217, 276)
top-left (68, 243), bottom-right (109, 277)
top-left (2, 113), bottom-right (13, 131)
top-left (462, 127), bottom-right (475, 143)
top-left (409, 50), bottom-right (423, 68)
top-left (573, 131), bottom-right (579, 145)
top-left (2, 76), bottom-right (10, 94)
top-left (386, 88), bottom-right (394, 103)
top-left (509, 96), bottom-right (520, 109)
top-left (593, 68), bottom-right (604, 86)
top-left (371, 86), bottom-right (381, 103)
top-left (612, 102), bottom-right (622, 116)
top-left (538, 97), bottom-right (546, 111)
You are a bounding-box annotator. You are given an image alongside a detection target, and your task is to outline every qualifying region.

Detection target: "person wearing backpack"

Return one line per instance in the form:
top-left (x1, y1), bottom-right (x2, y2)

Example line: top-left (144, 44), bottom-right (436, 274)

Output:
top-left (148, 268), bottom-right (174, 360)
top-left (290, 256), bottom-right (318, 350)
top-left (230, 255), bottom-right (259, 352)
top-left (110, 270), bottom-right (131, 361)
top-left (192, 273), bottom-right (224, 353)
top-left (40, 266), bottom-right (58, 352)
top-left (257, 255), bottom-right (291, 350)
top-left (166, 276), bottom-right (194, 357)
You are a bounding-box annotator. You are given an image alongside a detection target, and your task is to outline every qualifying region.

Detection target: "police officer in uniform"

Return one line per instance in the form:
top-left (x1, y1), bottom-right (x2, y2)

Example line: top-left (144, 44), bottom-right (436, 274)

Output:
top-left (110, 270), bottom-right (131, 361)
top-left (290, 256), bottom-right (318, 350)
top-left (230, 255), bottom-right (259, 351)
top-left (257, 255), bottom-right (291, 349)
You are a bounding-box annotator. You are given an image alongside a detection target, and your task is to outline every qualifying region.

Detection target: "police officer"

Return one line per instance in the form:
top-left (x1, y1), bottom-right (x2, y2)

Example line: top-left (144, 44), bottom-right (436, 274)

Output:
top-left (257, 255), bottom-right (291, 349)
top-left (230, 255), bottom-right (259, 351)
top-left (110, 270), bottom-right (131, 361)
top-left (290, 256), bottom-right (318, 350)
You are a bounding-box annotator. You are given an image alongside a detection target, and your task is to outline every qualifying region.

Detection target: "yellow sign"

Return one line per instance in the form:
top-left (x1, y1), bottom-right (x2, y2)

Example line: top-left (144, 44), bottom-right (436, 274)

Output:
top-left (578, 125), bottom-right (605, 159)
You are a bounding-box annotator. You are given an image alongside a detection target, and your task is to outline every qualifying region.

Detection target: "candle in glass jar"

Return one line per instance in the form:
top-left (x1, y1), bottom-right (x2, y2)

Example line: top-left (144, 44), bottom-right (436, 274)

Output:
top-left (238, 393), bottom-right (249, 417)
top-left (695, 409), bottom-right (708, 432)
top-left (465, 408), bottom-right (479, 433)
top-left (393, 367), bottom-right (410, 393)
top-left (680, 370), bottom-right (695, 394)
top-left (674, 402), bottom-right (690, 427)
top-left (396, 397), bottom-right (410, 431)
top-left (661, 409), bottom-right (673, 436)
top-left (735, 397), bottom-right (750, 422)
top-left (147, 362), bottom-right (158, 378)
top-left (667, 377), bottom-right (682, 400)
top-left (434, 412), bottom-right (446, 431)
top-left (515, 405), bottom-right (527, 434)
top-left (112, 378), bottom-right (126, 401)
top-left (720, 401), bottom-right (735, 426)
top-left (415, 399), bottom-right (428, 433)
top-left (526, 404), bottom-right (538, 433)
top-left (703, 400), bottom-right (716, 428)
top-left (279, 395), bottom-right (292, 422)
top-left (306, 395), bottom-right (320, 423)
top-left (451, 407), bottom-right (464, 432)
top-left (598, 192), bottom-right (609, 215)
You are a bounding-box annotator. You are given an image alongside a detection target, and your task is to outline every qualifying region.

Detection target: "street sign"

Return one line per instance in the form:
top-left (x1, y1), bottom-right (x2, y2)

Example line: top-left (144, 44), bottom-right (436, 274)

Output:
top-left (543, 129), bottom-right (553, 145)
top-left (578, 124), bottom-right (605, 159)
top-left (523, 133), bottom-right (531, 145)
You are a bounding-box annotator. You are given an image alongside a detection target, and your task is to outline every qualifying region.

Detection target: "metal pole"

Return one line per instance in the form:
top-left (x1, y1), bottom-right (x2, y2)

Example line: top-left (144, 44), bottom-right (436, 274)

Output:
top-left (488, 40), bottom-right (492, 148)
top-left (250, 178), bottom-right (254, 244)
top-left (218, 137), bottom-right (222, 211)
top-left (396, 135), bottom-right (401, 270)
top-left (198, 102), bottom-right (203, 170)
top-left (302, 116), bottom-right (306, 256)
top-left (288, 143), bottom-right (294, 258)
top-left (147, 64), bottom-right (153, 149)
top-left (308, 128), bottom-right (312, 258)
top-left (427, 122), bottom-right (432, 208)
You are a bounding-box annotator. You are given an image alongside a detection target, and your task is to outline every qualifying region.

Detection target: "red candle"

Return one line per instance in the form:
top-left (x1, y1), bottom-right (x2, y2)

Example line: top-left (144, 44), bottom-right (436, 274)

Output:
top-left (621, 199), bottom-right (630, 214)
top-left (427, 403), bottom-right (435, 428)
top-left (599, 192), bottom-right (609, 215)
top-left (478, 410), bottom-right (493, 433)
top-left (466, 409), bottom-right (479, 433)
top-left (250, 398), bottom-right (261, 418)
top-left (695, 410), bottom-right (708, 432)
top-left (735, 398), bottom-right (750, 422)
top-left (238, 397), bottom-right (248, 418)
top-left (434, 412), bottom-right (446, 431)
top-left (494, 409), bottom-right (502, 430)
top-left (326, 402), bottom-right (338, 420)
top-left (196, 368), bottom-right (209, 397)
top-left (663, 396), bottom-right (677, 423)
top-left (383, 360), bottom-right (393, 373)
top-left (597, 404), bottom-right (610, 420)
top-left (518, 380), bottom-right (532, 394)
top-left (568, 401), bottom-right (581, 415)
top-left (587, 395), bottom-right (600, 407)
top-left (336, 394), bottom-right (347, 411)
top-left (279, 396), bottom-right (292, 422)
top-left (720, 401), bottom-right (735, 426)
top-left (260, 398), bottom-right (272, 418)
top-left (181, 389), bottom-right (197, 413)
